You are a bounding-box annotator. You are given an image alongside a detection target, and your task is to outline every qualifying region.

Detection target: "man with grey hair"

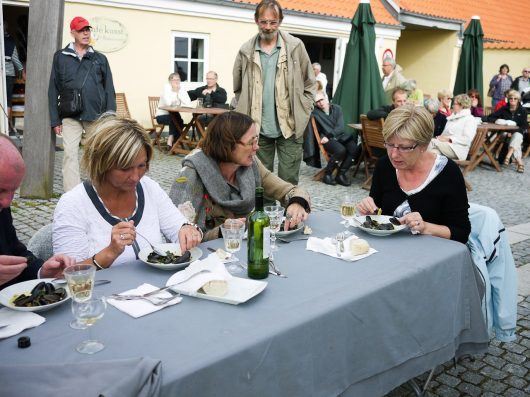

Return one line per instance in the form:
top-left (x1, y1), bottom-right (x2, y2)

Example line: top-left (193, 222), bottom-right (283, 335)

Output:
top-left (233, 0), bottom-right (316, 185)
top-left (381, 57), bottom-right (406, 105)
top-left (0, 136), bottom-right (75, 290)
top-left (312, 62), bottom-right (328, 96)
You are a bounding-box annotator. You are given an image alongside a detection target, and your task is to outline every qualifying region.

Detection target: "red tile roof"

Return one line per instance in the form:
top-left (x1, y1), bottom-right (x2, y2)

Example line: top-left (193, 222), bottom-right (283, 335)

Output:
top-left (230, 0), bottom-right (530, 49)
top-left (231, 0), bottom-right (399, 26)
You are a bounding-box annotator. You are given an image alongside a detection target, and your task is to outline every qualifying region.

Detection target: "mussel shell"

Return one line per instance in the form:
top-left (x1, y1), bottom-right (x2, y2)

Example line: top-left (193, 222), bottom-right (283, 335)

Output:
top-left (389, 217), bottom-right (401, 226)
top-left (30, 281), bottom-right (46, 297)
top-left (42, 294), bottom-right (61, 303)
top-left (376, 223), bottom-right (394, 230)
top-left (13, 294), bottom-right (34, 307)
top-left (54, 288), bottom-right (67, 298)
top-left (44, 282), bottom-right (55, 294)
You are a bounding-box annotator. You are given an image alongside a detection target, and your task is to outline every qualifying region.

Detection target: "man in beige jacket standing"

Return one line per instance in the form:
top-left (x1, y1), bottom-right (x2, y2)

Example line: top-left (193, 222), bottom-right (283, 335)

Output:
top-left (233, 0), bottom-right (316, 185)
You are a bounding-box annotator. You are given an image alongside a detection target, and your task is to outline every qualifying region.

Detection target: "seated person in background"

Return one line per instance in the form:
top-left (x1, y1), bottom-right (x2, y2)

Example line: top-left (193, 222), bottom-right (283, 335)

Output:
top-left (312, 62), bottom-right (328, 99)
top-left (430, 94), bottom-right (477, 161)
top-left (313, 91), bottom-right (359, 186)
top-left (53, 115), bottom-right (202, 269)
top-left (357, 105), bottom-right (471, 244)
top-left (467, 88), bottom-right (484, 117)
top-left (484, 89), bottom-right (528, 173)
top-left (424, 97), bottom-right (446, 137)
top-left (155, 72), bottom-right (192, 148)
top-left (169, 111), bottom-right (311, 241)
top-left (437, 89), bottom-right (453, 117)
top-left (0, 135), bottom-right (75, 290)
top-left (404, 79), bottom-right (423, 106)
top-left (187, 71), bottom-right (227, 108)
top-left (367, 87), bottom-right (408, 120)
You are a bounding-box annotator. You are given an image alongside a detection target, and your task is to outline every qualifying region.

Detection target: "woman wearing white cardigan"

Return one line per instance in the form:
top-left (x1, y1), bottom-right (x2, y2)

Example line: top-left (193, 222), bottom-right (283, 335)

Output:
top-left (430, 94), bottom-right (478, 160)
top-left (155, 72), bottom-right (192, 148)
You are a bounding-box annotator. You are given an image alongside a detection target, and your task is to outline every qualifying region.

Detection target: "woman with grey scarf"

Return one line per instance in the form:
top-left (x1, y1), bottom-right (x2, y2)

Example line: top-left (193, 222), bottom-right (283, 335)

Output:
top-left (169, 111), bottom-right (311, 241)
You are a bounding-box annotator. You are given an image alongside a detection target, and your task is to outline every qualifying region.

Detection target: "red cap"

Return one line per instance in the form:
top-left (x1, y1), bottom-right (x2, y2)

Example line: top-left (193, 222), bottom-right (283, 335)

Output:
top-left (70, 16), bottom-right (91, 31)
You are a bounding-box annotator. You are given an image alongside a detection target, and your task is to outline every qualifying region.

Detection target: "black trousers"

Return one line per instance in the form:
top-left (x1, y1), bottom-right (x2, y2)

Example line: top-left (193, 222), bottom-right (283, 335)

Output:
top-left (323, 139), bottom-right (359, 173)
top-left (156, 113), bottom-right (184, 139)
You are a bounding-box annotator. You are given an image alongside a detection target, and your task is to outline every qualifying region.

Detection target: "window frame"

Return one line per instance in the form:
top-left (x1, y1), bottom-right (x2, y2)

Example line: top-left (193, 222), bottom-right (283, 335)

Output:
top-left (170, 31), bottom-right (209, 88)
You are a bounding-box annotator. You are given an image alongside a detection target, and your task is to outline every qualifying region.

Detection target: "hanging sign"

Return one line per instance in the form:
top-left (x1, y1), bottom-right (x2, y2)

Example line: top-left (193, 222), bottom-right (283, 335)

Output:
top-left (90, 17), bottom-right (128, 53)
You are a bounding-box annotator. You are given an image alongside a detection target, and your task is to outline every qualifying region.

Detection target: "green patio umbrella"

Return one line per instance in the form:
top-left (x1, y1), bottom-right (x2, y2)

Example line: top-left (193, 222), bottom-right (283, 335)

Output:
top-left (333, 0), bottom-right (386, 131)
top-left (453, 16), bottom-right (484, 98)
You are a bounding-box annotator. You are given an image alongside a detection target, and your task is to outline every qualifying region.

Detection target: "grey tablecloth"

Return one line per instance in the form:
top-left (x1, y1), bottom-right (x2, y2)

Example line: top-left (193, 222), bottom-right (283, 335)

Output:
top-left (0, 211), bottom-right (488, 397)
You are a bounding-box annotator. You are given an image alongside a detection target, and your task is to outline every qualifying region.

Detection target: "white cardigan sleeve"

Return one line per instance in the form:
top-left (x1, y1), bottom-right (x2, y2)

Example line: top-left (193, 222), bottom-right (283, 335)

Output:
top-left (52, 190), bottom-right (93, 262)
top-left (145, 177), bottom-right (188, 243)
top-left (179, 87), bottom-right (192, 107)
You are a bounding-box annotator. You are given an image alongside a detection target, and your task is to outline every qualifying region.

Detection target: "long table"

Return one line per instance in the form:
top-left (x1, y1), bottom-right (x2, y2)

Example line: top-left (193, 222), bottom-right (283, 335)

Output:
top-left (0, 211), bottom-right (488, 397)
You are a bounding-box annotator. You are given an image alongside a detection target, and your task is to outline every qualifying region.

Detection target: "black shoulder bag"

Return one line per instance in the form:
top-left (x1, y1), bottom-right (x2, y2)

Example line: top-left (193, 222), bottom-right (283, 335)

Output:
top-left (57, 61), bottom-right (94, 119)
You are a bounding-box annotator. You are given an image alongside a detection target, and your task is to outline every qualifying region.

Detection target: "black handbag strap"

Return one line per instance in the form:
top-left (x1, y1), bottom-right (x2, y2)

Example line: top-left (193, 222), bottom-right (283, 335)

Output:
top-left (79, 60), bottom-right (94, 90)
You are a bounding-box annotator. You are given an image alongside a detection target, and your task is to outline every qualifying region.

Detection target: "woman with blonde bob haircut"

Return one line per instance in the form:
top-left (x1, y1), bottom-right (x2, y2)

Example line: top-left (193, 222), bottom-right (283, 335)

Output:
top-left (53, 115), bottom-right (202, 268)
top-left (430, 93), bottom-right (478, 160)
top-left (357, 105), bottom-right (471, 243)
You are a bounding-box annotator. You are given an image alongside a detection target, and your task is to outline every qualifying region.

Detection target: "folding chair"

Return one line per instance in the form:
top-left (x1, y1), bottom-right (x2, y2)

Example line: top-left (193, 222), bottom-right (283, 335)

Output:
top-left (454, 128), bottom-right (486, 191)
top-left (355, 115), bottom-right (385, 190)
top-left (146, 96), bottom-right (165, 150)
top-left (310, 116), bottom-right (332, 181)
top-left (115, 93), bottom-right (131, 118)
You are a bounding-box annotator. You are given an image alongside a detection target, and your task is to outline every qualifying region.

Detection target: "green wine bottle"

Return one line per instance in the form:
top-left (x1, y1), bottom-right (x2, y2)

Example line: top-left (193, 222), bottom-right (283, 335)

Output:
top-left (247, 187), bottom-right (270, 279)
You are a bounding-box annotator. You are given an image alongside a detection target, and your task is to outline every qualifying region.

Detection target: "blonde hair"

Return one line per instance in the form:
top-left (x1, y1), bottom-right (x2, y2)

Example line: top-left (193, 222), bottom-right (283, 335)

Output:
top-left (437, 89), bottom-right (453, 101)
top-left (507, 89), bottom-right (521, 100)
top-left (383, 104), bottom-right (434, 146)
top-left (453, 94), bottom-right (472, 109)
top-left (81, 115), bottom-right (153, 185)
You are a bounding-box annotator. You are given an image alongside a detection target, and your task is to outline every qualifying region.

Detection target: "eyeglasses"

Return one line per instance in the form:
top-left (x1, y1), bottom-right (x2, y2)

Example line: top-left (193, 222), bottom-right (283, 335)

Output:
top-left (508, 97), bottom-right (519, 101)
top-left (384, 142), bottom-right (418, 152)
top-left (238, 135), bottom-right (259, 147)
top-left (258, 19), bottom-right (279, 27)
top-left (469, 95), bottom-right (477, 98)
top-left (524, 70), bottom-right (530, 73)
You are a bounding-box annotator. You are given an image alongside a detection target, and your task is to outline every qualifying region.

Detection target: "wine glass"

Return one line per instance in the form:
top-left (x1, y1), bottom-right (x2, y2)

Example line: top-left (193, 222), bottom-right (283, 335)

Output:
top-left (264, 205), bottom-right (283, 253)
top-left (71, 293), bottom-right (107, 354)
top-left (339, 195), bottom-right (356, 233)
top-left (220, 219), bottom-right (245, 274)
top-left (63, 264), bottom-right (96, 329)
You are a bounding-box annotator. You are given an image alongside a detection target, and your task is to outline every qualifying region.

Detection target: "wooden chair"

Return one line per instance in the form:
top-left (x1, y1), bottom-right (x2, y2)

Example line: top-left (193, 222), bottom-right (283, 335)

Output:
top-left (310, 116), bottom-right (331, 181)
top-left (146, 96), bottom-right (165, 150)
top-left (454, 128), bottom-right (487, 191)
top-left (115, 92), bottom-right (131, 118)
top-left (355, 115), bottom-right (385, 190)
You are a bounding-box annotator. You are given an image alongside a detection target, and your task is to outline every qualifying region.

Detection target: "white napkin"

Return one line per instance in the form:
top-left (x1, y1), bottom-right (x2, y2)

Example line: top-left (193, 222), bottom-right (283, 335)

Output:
top-left (0, 307), bottom-right (45, 339)
top-left (107, 283), bottom-right (182, 318)
top-left (166, 254), bottom-right (232, 295)
top-left (211, 248), bottom-right (239, 264)
top-left (306, 235), bottom-right (377, 261)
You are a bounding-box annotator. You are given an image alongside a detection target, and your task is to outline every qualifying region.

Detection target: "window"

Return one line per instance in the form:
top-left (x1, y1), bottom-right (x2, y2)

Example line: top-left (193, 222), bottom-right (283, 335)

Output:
top-left (172, 32), bottom-right (208, 83)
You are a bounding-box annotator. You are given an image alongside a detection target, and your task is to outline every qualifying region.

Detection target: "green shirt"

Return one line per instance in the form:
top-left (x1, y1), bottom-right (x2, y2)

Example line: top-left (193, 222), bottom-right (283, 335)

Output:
top-left (256, 36), bottom-right (282, 138)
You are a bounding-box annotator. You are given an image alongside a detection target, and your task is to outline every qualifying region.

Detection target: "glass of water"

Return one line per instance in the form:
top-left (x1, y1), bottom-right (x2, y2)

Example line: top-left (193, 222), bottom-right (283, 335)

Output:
top-left (64, 264), bottom-right (96, 329)
top-left (220, 219), bottom-right (245, 273)
top-left (264, 205), bottom-right (284, 253)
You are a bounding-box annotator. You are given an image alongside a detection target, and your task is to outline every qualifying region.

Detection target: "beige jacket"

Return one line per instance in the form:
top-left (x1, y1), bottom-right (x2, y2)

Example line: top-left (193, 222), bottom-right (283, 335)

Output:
top-left (233, 30), bottom-right (316, 139)
top-left (383, 67), bottom-right (407, 105)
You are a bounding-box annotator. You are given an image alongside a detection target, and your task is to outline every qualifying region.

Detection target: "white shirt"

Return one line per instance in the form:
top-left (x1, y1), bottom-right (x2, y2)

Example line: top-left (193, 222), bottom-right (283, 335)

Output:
top-left (382, 71), bottom-right (393, 89)
top-left (53, 176), bottom-right (188, 266)
top-left (156, 83), bottom-right (192, 116)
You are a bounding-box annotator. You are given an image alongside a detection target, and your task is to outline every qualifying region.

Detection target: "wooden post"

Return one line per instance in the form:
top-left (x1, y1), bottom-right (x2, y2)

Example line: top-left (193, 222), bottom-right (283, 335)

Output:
top-left (20, 0), bottom-right (64, 198)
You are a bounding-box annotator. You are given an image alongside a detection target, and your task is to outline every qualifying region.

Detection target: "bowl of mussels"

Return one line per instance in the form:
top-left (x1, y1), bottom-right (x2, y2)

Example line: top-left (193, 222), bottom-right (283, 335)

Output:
top-left (138, 243), bottom-right (203, 271)
top-left (0, 279), bottom-right (71, 312)
top-left (351, 215), bottom-right (407, 236)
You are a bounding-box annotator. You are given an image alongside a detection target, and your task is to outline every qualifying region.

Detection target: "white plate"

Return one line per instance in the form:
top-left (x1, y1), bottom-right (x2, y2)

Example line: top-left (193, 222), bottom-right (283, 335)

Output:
top-left (0, 278), bottom-right (71, 312)
top-left (172, 277), bottom-right (267, 305)
top-left (139, 243), bottom-right (203, 270)
top-left (276, 221), bottom-right (304, 237)
top-left (351, 215), bottom-right (406, 236)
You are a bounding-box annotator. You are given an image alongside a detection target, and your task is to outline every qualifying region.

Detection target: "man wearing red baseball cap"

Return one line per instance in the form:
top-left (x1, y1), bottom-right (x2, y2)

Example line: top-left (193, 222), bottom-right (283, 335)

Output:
top-left (48, 16), bottom-right (116, 192)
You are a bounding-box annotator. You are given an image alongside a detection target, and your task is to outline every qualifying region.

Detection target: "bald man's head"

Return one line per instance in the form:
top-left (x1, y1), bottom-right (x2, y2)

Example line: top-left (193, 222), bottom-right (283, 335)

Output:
top-left (0, 135), bottom-right (25, 209)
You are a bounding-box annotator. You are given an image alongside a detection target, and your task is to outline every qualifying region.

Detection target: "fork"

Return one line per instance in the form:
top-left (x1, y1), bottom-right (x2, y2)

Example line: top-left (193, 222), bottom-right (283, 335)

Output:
top-left (335, 232), bottom-right (346, 257)
top-left (269, 259), bottom-right (287, 278)
top-left (108, 294), bottom-right (176, 306)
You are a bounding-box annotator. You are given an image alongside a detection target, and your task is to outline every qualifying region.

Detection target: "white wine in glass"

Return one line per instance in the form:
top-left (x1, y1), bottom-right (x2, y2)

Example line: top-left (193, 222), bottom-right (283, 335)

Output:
top-left (64, 264), bottom-right (96, 329)
top-left (340, 195), bottom-right (356, 231)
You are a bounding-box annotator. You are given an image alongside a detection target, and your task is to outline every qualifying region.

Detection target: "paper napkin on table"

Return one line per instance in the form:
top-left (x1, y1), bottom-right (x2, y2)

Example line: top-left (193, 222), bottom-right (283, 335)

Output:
top-left (0, 307), bottom-right (46, 339)
top-left (165, 254), bottom-right (233, 295)
top-left (306, 235), bottom-right (377, 261)
top-left (107, 283), bottom-right (182, 318)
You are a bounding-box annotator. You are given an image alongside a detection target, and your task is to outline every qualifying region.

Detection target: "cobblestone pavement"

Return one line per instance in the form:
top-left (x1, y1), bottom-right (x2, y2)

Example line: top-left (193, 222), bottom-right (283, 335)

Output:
top-left (11, 148), bottom-right (530, 397)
